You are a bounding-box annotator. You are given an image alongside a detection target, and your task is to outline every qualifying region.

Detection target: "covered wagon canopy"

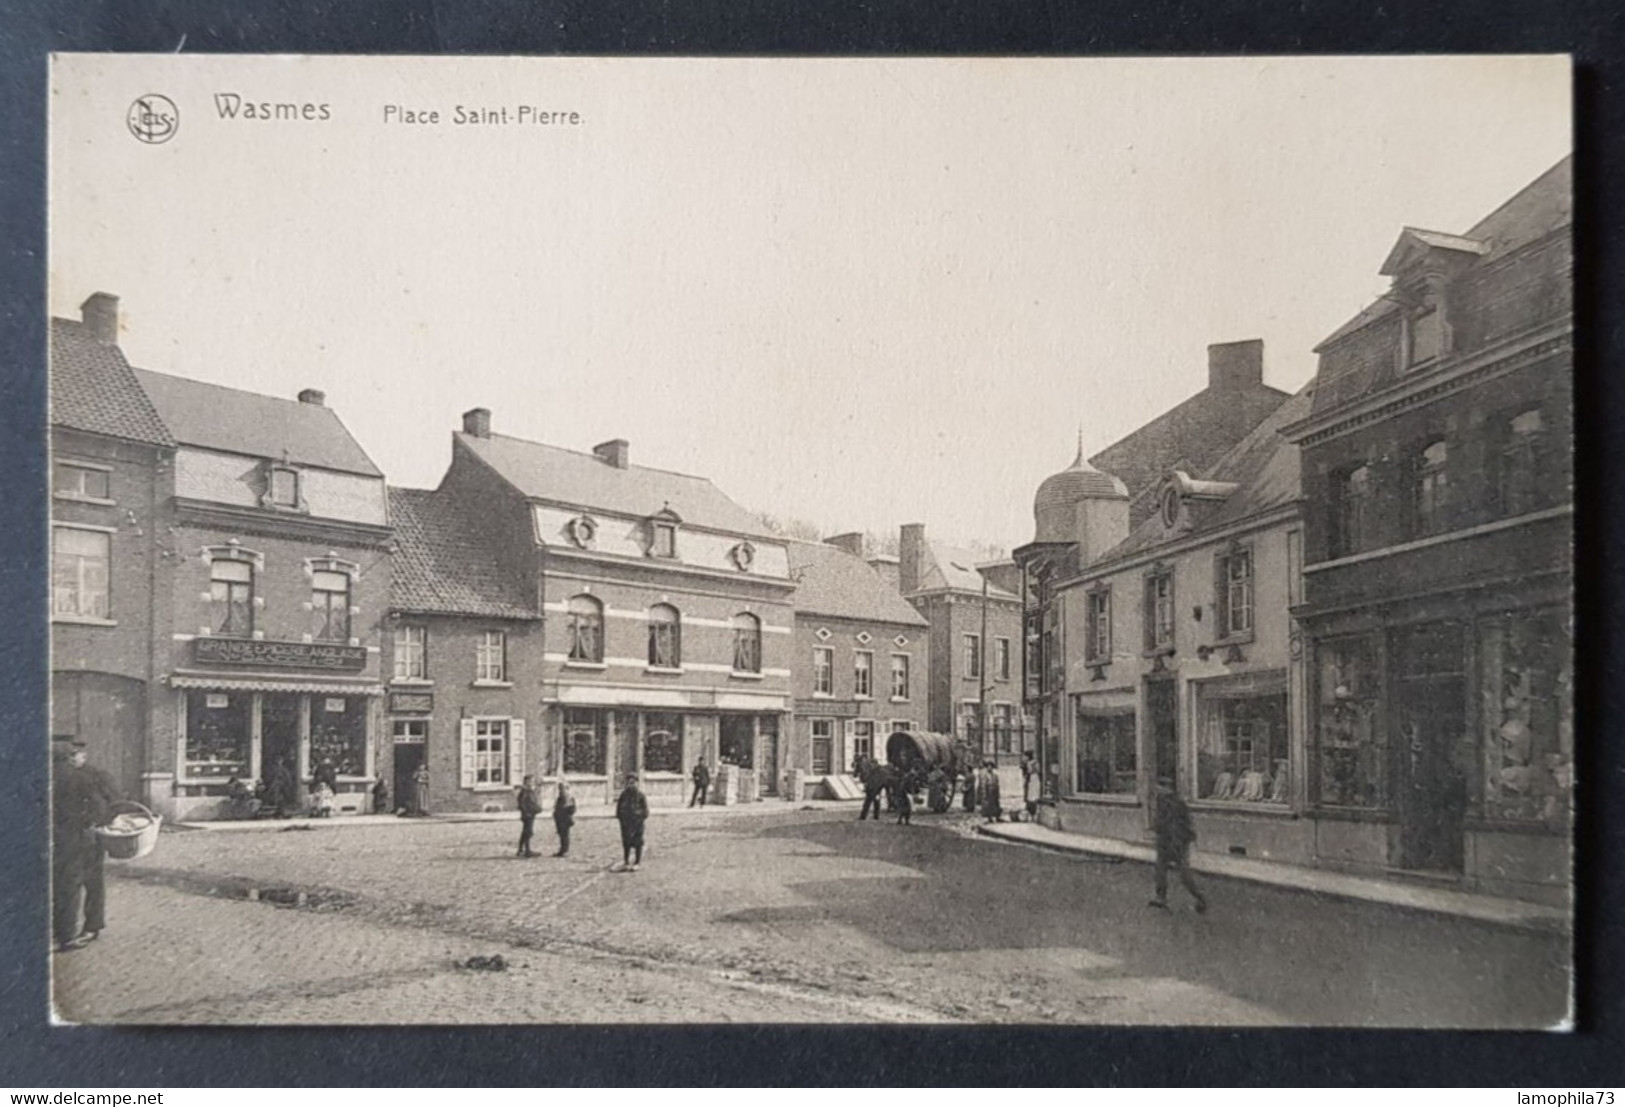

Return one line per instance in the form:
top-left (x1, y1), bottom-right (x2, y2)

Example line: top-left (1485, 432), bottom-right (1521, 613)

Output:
top-left (885, 730), bottom-right (970, 773)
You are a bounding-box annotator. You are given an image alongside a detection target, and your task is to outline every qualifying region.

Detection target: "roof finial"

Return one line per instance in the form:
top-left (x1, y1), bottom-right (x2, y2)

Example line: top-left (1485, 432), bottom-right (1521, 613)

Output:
top-left (1074, 423), bottom-right (1085, 467)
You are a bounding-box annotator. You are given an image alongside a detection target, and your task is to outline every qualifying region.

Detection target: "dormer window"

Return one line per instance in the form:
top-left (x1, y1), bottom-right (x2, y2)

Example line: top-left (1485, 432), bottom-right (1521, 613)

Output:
top-left (646, 509), bottom-right (681, 559)
top-left (263, 463), bottom-right (305, 512)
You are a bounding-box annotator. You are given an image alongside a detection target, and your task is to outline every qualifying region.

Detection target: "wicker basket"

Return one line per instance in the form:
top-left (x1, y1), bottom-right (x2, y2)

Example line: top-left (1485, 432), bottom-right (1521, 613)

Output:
top-left (95, 801), bottom-right (162, 861)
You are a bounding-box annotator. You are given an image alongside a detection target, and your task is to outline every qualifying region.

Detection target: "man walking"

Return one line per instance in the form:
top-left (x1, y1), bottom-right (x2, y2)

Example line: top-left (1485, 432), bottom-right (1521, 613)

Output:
top-left (515, 775), bottom-right (541, 857)
top-left (688, 759), bottom-right (711, 807)
top-left (1149, 776), bottom-right (1208, 913)
top-left (615, 773), bottom-right (649, 871)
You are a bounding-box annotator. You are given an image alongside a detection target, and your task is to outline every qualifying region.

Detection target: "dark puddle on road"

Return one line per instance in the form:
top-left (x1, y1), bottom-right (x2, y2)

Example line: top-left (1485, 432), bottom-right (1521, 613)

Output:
top-left (116, 866), bottom-right (360, 912)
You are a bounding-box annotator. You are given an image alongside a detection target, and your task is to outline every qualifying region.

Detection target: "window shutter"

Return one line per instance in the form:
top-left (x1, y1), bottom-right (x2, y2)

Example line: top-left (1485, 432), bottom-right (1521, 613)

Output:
top-left (844, 719), bottom-right (857, 771)
top-left (460, 719), bottom-right (477, 789)
top-left (1213, 552), bottom-right (1228, 638)
top-left (509, 718), bottom-right (527, 783)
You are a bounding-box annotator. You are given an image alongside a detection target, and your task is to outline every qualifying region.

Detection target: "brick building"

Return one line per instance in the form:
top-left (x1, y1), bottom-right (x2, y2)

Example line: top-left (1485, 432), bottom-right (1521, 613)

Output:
top-left (382, 486), bottom-right (544, 814)
top-left (49, 296), bottom-right (176, 804)
top-left (132, 367), bottom-right (392, 822)
top-left (435, 410), bottom-right (796, 806)
top-left (894, 525), bottom-right (1026, 764)
top-left (1283, 156), bottom-right (1572, 902)
top-left (786, 538), bottom-right (928, 786)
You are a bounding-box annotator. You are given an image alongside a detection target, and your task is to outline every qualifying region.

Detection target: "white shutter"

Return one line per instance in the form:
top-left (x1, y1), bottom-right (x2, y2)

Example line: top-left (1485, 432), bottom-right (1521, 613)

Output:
top-left (459, 719), bottom-right (477, 790)
top-left (508, 718), bottom-right (527, 784)
top-left (843, 720), bottom-right (857, 774)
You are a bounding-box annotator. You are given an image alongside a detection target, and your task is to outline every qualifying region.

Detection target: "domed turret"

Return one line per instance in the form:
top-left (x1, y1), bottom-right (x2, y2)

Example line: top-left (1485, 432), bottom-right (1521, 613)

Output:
top-left (1033, 436), bottom-right (1128, 546)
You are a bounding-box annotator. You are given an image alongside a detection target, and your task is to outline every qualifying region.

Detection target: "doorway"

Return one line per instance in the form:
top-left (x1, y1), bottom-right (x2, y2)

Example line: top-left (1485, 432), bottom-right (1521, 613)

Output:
top-left (261, 694), bottom-right (301, 791)
top-left (392, 739), bottom-right (424, 816)
top-left (1393, 623), bottom-right (1467, 874)
top-left (1145, 678), bottom-right (1178, 789)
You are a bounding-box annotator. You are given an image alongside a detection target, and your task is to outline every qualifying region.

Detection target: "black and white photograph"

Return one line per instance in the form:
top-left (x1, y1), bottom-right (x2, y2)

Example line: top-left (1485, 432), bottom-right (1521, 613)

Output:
top-left (44, 53), bottom-right (1573, 1029)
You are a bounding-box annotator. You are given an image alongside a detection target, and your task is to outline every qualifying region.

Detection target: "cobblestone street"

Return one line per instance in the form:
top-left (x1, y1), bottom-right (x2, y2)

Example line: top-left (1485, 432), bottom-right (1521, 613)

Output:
top-left (51, 804), bottom-right (1569, 1026)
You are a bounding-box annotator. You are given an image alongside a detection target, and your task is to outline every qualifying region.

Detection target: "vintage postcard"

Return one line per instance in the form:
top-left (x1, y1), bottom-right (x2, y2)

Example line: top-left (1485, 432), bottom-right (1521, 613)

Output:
top-left (46, 54), bottom-right (1573, 1027)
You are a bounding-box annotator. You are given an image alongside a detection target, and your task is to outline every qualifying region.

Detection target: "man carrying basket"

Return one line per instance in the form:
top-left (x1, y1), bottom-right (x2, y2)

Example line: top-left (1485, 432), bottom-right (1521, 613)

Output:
top-left (51, 739), bottom-right (119, 953)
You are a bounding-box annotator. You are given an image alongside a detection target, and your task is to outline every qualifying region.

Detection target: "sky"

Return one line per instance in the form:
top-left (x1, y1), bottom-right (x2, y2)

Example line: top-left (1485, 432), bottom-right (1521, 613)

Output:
top-left (48, 55), bottom-right (1571, 552)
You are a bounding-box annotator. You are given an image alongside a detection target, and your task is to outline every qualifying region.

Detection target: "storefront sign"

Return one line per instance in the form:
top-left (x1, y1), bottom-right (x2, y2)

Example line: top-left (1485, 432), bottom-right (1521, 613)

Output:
top-left (794, 699), bottom-right (860, 717)
top-left (193, 637), bottom-right (368, 672)
top-left (389, 692), bottom-right (434, 714)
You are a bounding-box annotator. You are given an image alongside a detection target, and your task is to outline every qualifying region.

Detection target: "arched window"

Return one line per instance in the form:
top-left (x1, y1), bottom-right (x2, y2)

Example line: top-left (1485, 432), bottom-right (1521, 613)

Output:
top-left (210, 558), bottom-right (255, 637)
top-left (1331, 464), bottom-right (1371, 557)
top-left (1500, 409), bottom-right (1545, 517)
top-left (732, 612), bottom-right (762, 673)
top-left (567, 594), bottom-right (604, 662)
top-left (647, 604), bottom-right (681, 669)
top-left (1414, 440), bottom-right (1450, 537)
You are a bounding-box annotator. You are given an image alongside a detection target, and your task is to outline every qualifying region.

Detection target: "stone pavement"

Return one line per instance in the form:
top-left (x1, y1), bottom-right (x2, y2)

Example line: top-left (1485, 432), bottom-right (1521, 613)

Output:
top-left (977, 819), bottom-right (1570, 933)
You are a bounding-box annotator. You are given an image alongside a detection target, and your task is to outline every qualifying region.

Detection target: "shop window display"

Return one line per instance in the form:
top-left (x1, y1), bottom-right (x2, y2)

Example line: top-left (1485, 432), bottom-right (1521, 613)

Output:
top-left (1315, 637), bottom-right (1385, 807)
top-left (310, 695), bottom-right (367, 776)
top-left (1479, 609), bottom-right (1572, 823)
top-left (563, 708), bottom-right (606, 775)
top-left (644, 712), bottom-right (683, 773)
top-left (184, 690), bottom-right (250, 778)
top-left (1075, 707), bottom-right (1137, 795)
top-left (1196, 688), bottom-right (1287, 803)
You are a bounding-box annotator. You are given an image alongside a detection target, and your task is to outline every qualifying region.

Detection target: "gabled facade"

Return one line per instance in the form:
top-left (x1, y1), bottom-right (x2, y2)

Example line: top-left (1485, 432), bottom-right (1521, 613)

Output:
top-left (382, 486), bottom-right (544, 814)
top-left (1050, 387), bottom-right (1311, 862)
top-left (1283, 156), bottom-right (1573, 903)
top-left (893, 525), bottom-right (1026, 762)
top-left (133, 364), bottom-right (392, 822)
top-left (786, 538), bottom-right (929, 787)
top-left (439, 410), bottom-right (796, 806)
top-left (49, 296), bottom-right (176, 804)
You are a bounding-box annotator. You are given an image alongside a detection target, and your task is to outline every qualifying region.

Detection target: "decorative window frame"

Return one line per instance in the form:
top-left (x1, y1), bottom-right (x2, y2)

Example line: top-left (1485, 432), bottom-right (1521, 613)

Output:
top-left (646, 508), bottom-right (682, 559)
top-left (303, 556), bottom-right (361, 646)
top-left (1141, 562), bottom-right (1176, 659)
top-left (1212, 541), bottom-right (1256, 649)
top-left (812, 646), bottom-right (835, 697)
top-left (567, 514), bottom-right (598, 549)
top-left (202, 543), bottom-right (265, 640)
top-left (261, 461), bottom-right (309, 513)
top-left (1084, 581), bottom-right (1112, 672)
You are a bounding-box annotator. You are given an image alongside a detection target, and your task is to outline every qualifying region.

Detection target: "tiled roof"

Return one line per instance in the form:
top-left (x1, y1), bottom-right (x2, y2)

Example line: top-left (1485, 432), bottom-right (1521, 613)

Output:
top-left (49, 319), bottom-right (174, 447)
top-left (1315, 155), bottom-right (1572, 355)
top-left (916, 540), bottom-right (1020, 600)
top-left (388, 487), bottom-right (539, 619)
top-left (132, 368), bottom-right (382, 477)
top-left (787, 541), bottom-right (928, 626)
top-left (1095, 384), bottom-right (1310, 563)
top-left (1089, 381), bottom-right (1290, 526)
top-left (457, 432), bottom-right (771, 536)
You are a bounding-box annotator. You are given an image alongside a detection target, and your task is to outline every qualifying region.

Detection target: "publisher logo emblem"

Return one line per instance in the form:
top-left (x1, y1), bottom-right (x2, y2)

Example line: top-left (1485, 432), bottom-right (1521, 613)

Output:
top-left (127, 95), bottom-right (179, 144)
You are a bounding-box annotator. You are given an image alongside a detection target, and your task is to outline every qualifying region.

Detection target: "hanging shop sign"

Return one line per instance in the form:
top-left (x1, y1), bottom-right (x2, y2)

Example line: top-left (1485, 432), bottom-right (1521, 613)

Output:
top-left (193, 637), bottom-right (368, 672)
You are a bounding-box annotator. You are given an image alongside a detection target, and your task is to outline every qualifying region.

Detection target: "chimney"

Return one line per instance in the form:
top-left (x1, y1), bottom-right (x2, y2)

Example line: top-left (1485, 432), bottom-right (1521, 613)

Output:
top-left (593, 439), bottom-right (630, 469)
top-left (297, 388), bottom-right (326, 406)
top-left (462, 407), bottom-right (492, 438)
top-left (1207, 339), bottom-right (1264, 392)
top-left (899, 523), bottom-right (926, 595)
top-left (80, 292), bottom-right (119, 345)
top-left (825, 532), bottom-right (866, 559)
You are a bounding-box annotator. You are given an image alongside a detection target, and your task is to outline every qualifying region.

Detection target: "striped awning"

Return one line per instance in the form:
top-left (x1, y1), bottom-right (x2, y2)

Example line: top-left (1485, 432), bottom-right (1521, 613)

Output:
top-left (168, 673), bottom-right (384, 696)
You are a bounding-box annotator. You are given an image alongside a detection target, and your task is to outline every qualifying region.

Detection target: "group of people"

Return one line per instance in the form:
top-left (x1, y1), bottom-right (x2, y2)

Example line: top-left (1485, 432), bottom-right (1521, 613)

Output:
top-left (220, 756), bottom-right (430, 820)
top-left (513, 772), bottom-right (650, 871)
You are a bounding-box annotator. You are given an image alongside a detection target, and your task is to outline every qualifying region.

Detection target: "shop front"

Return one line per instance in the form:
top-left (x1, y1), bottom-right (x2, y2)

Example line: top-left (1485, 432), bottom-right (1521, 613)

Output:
top-left (169, 674), bottom-right (383, 821)
top-left (551, 702), bottom-right (784, 805)
top-left (1304, 597), bottom-right (1572, 902)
